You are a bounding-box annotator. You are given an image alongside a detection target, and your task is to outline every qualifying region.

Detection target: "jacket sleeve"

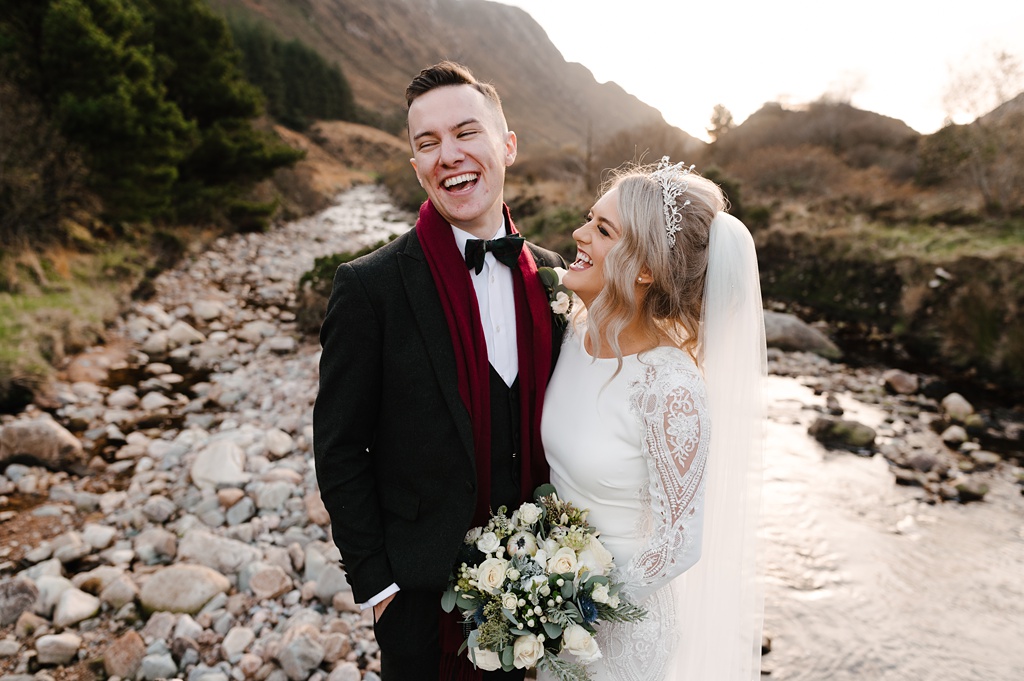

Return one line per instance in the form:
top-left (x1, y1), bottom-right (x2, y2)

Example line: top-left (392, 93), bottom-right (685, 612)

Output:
top-left (313, 262), bottom-right (392, 603)
top-left (618, 360), bottom-right (709, 603)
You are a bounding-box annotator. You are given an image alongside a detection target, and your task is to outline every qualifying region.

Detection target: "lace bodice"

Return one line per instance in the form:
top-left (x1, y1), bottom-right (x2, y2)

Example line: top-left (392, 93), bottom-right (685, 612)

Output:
top-left (540, 332), bottom-right (709, 681)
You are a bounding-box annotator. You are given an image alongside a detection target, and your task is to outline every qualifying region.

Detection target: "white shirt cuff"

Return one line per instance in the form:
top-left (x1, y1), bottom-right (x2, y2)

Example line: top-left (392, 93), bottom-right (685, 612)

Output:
top-left (360, 583), bottom-right (400, 610)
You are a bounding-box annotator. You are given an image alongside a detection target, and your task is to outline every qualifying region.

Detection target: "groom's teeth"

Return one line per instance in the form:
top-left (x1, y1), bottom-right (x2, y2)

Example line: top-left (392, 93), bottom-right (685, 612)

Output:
top-left (443, 173), bottom-right (477, 188)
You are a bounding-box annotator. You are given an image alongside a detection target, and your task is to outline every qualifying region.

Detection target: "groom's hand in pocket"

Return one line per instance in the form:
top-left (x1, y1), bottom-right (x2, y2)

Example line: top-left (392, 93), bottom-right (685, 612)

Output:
top-left (373, 593), bottom-right (396, 623)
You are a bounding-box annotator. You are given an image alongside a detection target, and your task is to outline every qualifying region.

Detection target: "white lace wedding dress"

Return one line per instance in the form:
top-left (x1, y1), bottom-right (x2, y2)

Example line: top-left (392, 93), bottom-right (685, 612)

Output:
top-left (539, 331), bottom-right (709, 681)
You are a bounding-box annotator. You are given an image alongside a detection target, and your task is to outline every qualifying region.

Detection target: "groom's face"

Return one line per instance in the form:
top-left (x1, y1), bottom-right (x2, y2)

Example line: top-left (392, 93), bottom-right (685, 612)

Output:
top-left (408, 84), bottom-right (517, 237)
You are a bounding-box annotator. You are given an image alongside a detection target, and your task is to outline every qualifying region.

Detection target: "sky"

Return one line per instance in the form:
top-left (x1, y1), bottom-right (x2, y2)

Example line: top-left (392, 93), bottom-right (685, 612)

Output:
top-left (499, 0), bottom-right (1024, 141)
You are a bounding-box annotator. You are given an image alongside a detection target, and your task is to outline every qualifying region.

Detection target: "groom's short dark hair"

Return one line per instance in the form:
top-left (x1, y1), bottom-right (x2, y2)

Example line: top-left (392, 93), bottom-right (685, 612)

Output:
top-left (405, 60), bottom-right (503, 112)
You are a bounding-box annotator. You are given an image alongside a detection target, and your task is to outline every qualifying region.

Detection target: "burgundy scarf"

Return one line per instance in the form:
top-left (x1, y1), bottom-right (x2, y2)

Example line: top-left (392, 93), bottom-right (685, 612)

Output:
top-left (416, 199), bottom-right (553, 680)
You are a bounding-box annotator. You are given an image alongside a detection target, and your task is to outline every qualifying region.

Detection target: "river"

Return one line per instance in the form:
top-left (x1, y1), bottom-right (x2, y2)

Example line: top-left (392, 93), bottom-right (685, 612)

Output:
top-left (760, 376), bottom-right (1024, 679)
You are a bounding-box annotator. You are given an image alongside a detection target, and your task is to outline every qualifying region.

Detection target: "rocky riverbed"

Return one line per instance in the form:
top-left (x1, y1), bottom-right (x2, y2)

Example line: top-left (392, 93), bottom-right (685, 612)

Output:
top-left (0, 185), bottom-right (1022, 680)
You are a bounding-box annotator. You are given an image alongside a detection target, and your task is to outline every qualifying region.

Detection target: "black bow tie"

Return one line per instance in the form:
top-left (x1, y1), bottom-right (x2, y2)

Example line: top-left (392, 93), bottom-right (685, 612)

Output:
top-left (464, 235), bottom-right (525, 274)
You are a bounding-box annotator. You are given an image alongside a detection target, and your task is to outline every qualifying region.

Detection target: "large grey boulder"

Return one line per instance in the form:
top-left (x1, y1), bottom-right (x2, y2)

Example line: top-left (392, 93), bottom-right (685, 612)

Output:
top-left (0, 417), bottom-right (85, 473)
top-left (763, 311), bottom-right (842, 360)
top-left (178, 528), bottom-right (261, 575)
top-left (139, 564), bottom-right (230, 614)
top-left (53, 588), bottom-right (101, 627)
top-left (189, 440), bottom-right (250, 489)
top-left (35, 632), bottom-right (81, 665)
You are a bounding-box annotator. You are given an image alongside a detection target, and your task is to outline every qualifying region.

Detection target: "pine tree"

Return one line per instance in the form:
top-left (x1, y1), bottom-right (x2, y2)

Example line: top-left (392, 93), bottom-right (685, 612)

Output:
top-left (37, 0), bottom-right (195, 219)
top-left (138, 0), bottom-right (301, 223)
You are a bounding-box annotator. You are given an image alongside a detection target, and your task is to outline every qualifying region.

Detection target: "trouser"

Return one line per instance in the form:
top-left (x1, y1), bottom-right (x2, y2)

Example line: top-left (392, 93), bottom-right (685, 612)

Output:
top-left (375, 589), bottom-right (526, 681)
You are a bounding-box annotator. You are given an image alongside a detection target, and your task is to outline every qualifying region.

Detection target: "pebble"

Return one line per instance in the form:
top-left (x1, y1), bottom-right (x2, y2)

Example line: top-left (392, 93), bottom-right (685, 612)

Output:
top-left (35, 632), bottom-right (81, 665)
top-left (139, 565), bottom-right (230, 614)
top-left (53, 588), bottom-right (100, 628)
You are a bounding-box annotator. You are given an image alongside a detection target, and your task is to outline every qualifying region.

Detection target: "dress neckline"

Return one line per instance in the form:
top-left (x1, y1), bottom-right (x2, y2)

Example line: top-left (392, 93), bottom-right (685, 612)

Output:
top-left (578, 334), bottom-right (681, 362)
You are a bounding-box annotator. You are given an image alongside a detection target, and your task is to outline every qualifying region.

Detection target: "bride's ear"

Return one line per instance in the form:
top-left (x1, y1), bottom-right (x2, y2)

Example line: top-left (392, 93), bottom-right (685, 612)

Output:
top-left (636, 267), bottom-right (653, 285)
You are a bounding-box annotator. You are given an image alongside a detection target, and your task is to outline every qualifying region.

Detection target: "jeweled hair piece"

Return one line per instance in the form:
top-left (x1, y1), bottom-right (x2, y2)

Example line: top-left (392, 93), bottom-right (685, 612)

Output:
top-left (651, 156), bottom-right (694, 248)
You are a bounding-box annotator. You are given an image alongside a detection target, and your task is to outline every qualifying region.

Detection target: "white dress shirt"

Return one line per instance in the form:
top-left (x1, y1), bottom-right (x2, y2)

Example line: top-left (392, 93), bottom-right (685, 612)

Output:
top-left (361, 218), bottom-right (520, 610)
top-left (451, 221), bottom-right (519, 386)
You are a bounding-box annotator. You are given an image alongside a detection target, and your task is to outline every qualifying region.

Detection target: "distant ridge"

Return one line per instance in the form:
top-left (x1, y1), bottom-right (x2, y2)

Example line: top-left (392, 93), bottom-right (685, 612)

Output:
top-left (209, 0), bottom-right (690, 152)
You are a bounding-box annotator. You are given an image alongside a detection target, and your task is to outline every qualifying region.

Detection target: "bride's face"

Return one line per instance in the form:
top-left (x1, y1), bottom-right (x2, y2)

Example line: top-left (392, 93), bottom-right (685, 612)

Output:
top-left (563, 188), bottom-right (621, 308)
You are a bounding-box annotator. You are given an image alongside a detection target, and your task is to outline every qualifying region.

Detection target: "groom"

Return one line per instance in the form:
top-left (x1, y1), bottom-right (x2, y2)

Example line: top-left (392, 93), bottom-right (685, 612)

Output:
top-left (313, 61), bottom-right (565, 680)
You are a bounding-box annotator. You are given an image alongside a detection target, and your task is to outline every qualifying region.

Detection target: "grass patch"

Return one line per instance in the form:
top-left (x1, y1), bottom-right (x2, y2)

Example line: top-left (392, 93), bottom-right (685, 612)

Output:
top-left (0, 243), bottom-right (150, 412)
top-left (864, 220), bottom-right (1024, 259)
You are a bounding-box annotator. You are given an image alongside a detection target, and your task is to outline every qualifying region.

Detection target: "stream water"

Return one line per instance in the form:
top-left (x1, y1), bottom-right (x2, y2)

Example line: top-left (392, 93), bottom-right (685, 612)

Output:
top-left (760, 376), bottom-right (1024, 680)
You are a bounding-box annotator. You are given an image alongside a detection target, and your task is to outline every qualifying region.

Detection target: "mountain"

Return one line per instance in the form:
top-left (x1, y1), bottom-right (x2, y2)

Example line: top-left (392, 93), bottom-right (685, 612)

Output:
top-left (980, 90), bottom-right (1024, 125)
top-left (207, 0), bottom-right (691, 154)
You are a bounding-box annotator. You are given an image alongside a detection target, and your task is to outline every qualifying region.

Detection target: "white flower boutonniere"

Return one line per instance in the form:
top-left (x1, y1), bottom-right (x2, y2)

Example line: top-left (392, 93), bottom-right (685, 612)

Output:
top-left (539, 266), bottom-right (574, 326)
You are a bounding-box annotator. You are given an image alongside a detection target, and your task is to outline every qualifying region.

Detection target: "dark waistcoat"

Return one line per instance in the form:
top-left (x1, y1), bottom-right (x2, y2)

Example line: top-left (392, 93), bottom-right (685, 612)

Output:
top-left (489, 364), bottom-right (521, 513)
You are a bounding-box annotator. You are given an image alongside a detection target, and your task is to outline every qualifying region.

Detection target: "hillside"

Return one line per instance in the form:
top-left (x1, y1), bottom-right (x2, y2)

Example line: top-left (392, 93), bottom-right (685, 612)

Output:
top-left (207, 0), bottom-right (699, 156)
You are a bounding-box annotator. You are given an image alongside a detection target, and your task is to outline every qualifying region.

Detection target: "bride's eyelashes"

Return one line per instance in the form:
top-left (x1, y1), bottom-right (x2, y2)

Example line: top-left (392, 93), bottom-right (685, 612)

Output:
top-left (582, 212), bottom-right (610, 237)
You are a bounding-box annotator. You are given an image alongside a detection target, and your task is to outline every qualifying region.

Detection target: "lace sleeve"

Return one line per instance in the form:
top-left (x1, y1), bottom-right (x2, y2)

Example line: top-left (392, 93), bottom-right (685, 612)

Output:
top-left (620, 354), bottom-right (710, 601)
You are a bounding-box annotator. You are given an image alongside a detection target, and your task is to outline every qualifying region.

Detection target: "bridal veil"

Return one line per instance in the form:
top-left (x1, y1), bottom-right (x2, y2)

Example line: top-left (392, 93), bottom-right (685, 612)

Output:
top-left (667, 210), bottom-right (766, 680)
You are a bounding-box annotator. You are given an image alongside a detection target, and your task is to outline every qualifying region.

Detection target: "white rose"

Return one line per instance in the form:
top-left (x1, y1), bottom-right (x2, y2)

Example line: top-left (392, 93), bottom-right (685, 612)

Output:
top-left (507, 531), bottom-right (538, 557)
top-left (608, 593), bottom-right (620, 608)
top-left (468, 646), bottom-right (502, 672)
top-left (512, 633), bottom-right (545, 669)
top-left (590, 582), bottom-right (610, 604)
top-left (576, 550), bottom-right (604, 577)
top-left (476, 557), bottom-right (509, 594)
top-left (562, 624), bottom-right (602, 664)
top-left (552, 266), bottom-right (567, 283)
top-left (517, 502), bottom-right (543, 526)
top-left (542, 537), bottom-right (560, 555)
top-left (551, 291), bottom-right (570, 315)
top-left (547, 547), bottom-right (578, 576)
top-left (465, 527), bottom-right (482, 545)
top-left (476, 531), bottom-right (500, 554)
top-left (586, 535), bottom-right (615, 569)
top-left (501, 592), bottom-right (519, 610)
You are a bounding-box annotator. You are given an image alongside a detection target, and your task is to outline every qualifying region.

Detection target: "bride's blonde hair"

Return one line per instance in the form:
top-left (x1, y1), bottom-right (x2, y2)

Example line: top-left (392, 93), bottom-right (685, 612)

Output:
top-left (584, 161), bottom-right (726, 372)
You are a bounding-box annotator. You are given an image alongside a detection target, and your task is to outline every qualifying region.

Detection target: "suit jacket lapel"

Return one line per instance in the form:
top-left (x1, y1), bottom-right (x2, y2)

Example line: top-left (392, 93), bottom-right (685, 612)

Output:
top-left (398, 230), bottom-right (476, 462)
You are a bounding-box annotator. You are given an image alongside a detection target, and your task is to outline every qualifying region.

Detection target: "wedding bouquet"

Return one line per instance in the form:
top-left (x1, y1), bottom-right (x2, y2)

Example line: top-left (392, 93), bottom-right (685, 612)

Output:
top-left (442, 484), bottom-right (646, 681)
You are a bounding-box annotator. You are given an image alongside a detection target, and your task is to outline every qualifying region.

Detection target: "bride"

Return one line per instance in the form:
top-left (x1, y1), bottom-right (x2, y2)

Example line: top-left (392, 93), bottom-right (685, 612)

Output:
top-left (539, 159), bottom-right (766, 680)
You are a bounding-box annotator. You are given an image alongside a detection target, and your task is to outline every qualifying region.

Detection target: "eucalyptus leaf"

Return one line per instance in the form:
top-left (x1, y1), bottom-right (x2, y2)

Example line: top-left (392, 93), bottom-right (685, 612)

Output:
top-left (542, 620), bottom-right (563, 639)
top-left (538, 268), bottom-right (559, 288)
top-left (533, 483), bottom-right (557, 500)
top-left (501, 644), bottom-right (515, 668)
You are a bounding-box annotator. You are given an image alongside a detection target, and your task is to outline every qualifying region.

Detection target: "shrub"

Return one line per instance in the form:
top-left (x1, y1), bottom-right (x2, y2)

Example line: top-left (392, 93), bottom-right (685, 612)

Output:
top-left (295, 237), bottom-right (396, 335)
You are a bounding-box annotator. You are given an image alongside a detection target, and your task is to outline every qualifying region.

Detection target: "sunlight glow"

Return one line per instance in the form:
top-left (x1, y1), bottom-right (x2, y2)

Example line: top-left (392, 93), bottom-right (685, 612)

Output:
top-left (498, 0), bottom-right (1024, 141)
